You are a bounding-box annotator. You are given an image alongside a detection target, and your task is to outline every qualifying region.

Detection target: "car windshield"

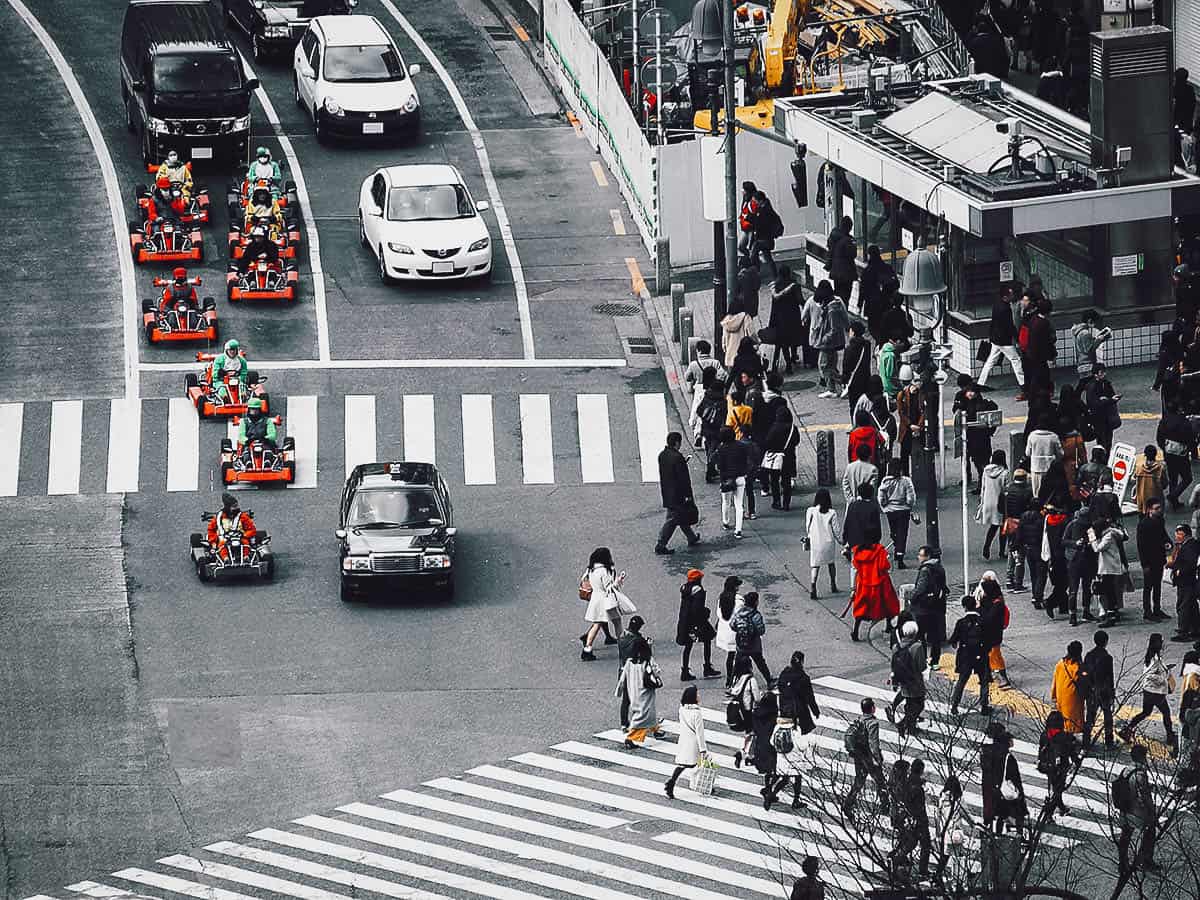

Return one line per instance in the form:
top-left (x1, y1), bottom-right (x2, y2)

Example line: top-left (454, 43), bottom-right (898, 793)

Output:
top-left (323, 44), bottom-right (406, 83)
top-left (153, 54), bottom-right (242, 93)
top-left (348, 488), bottom-right (440, 528)
top-left (387, 185), bottom-right (474, 221)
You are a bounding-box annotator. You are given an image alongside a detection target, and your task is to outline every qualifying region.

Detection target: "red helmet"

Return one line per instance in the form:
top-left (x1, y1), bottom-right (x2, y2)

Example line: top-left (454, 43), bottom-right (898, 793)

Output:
top-left (173, 267), bottom-right (188, 281)
top-left (156, 176), bottom-right (171, 189)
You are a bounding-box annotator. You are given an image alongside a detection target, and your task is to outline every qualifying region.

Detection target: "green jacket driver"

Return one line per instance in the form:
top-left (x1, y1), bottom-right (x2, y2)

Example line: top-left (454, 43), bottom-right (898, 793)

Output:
top-left (211, 339), bottom-right (249, 401)
top-left (238, 398), bottom-right (277, 449)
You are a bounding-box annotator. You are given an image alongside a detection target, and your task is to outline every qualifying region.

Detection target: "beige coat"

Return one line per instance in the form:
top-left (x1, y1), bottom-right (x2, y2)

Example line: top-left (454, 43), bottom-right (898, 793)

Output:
top-left (1133, 457), bottom-right (1167, 514)
top-left (721, 312), bottom-right (755, 366)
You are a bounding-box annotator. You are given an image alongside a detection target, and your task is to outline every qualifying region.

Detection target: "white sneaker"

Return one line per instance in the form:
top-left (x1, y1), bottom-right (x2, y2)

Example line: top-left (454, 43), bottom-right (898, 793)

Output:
top-left (817, 391), bottom-right (834, 399)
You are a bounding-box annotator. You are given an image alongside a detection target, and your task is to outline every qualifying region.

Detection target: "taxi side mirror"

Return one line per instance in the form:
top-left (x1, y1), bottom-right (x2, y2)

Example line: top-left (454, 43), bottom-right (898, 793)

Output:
top-left (335, 528), bottom-right (347, 540)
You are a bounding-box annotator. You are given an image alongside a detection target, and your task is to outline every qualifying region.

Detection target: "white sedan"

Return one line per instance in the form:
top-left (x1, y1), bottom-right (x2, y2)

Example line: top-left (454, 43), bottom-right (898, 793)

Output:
top-left (358, 164), bottom-right (492, 283)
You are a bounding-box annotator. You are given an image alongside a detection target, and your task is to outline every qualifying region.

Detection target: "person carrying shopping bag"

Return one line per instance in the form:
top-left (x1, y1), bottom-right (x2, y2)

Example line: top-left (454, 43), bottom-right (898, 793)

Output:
top-left (664, 685), bottom-right (708, 799)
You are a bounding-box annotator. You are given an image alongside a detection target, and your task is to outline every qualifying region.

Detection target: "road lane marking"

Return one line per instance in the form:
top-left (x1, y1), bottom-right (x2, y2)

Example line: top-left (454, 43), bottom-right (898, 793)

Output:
top-left (343, 395), bottom-right (376, 477)
top-left (286, 395), bottom-right (317, 488)
top-left (0, 403), bottom-right (22, 496)
top-left (609, 209), bottom-right (626, 235)
top-left (65, 881), bottom-right (134, 897)
top-left (625, 257), bottom-right (646, 296)
top-left (92, 872), bottom-right (253, 900)
top-left (242, 61), bottom-right (330, 362)
top-left (46, 401), bottom-right (82, 495)
top-left (418, 778), bottom-right (629, 828)
top-left (460, 395), bottom-right (495, 484)
top-left (139, 357), bottom-right (626, 372)
top-left (590, 161), bottom-right (609, 187)
top-left (6, 0), bottom-right (138, 399)
top-left (158, 854), bottom-right (351, 900)
top-left (403, 394), bottom-right (436, 464)
top-left (633, 393), bottom-right (666, 482)
top-left (518, 394), bottom-right (554, 484)
top-left (576, 394), bottom-right (614, 483)
top-left (378, 0), bottom-right (535, 360)
top-left (105, 398), bottom-right (140, 493)
top-left (165, 399), bottom-right (199, 492)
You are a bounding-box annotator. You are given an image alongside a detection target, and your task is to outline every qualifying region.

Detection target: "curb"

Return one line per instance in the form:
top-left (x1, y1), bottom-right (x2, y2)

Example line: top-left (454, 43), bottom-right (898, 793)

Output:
top-left (638, 283), bottom-right (693, 436)
top-left (477, 0), bottom-right (569, 120)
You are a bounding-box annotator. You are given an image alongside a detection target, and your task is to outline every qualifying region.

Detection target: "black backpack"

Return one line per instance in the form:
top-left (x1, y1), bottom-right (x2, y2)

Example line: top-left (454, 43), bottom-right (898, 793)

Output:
top-left (959, 615), bottom-right (986, 654)
top-left (759, 201), bottom-right (784, 239)
top-left (726, 698), bottom-right (749, 731)
top-left (1036, 734), bottom-right (1057, 775)
top-left (698, 394), bottom-right (725, 427)
top-left (843, 718), bottom-right (870, 756)
top-left (1111, 767), bottom-right (1134, 812)
top-left (891, 643), bottom-right (918, 686)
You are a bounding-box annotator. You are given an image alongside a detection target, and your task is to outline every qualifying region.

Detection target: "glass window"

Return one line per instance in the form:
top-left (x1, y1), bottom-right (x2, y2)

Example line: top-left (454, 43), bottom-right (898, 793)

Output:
top-left (862, 182), bottom-right (896, 260)
top-left (323, 44), bottom-right (406, 83)
top-left (387, 185), bottom-right (474, 221)
top-left (1004, 227), bottom-right (1094, 307)
top-left (348, 488), bottom-right (440, 528)
top-left (153, 54), bottom-right (241, 92)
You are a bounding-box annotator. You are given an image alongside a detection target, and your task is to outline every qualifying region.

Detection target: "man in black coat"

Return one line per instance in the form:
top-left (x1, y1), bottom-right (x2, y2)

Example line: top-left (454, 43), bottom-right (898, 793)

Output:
top-left (1137, 499), bottom-right (1172, 621)
top-left (1157, 401), bottom-right (1195, 510)
top-left (842, 482), bottom-right (883, 552)
top-left (909, 545), bottom-right (948, 667)
top-left (776, 649), bottom-right (821, 810)
top-left (1171, 524), bottom-right (1200, 642)
top-left (1082, 629), bottom-right (1115, 751)
top-left (656, 431), bottom-right (701, 554)
top-left (827, 215), bottom-right (857, 303)
top-left (948, 595), bottom-right (991, 715)
top-left (978, 283), bottom-right (1025, 394)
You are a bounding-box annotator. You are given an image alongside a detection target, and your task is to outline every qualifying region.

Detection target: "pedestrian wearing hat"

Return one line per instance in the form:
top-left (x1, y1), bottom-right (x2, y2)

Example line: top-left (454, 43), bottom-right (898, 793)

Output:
top-left (953, 374), bottom-right (998, 493)
top-left (715, 576), bottom-right (744, 689)
top-left (895, 364), bottom-right (923, 475)
top-left (207, 492), bottom-right (256, 548)
top-left (676, 570), bottom-right (720, 682)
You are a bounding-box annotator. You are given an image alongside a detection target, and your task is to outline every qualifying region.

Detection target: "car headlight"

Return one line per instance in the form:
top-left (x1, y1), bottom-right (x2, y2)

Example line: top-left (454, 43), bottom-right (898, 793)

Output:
top-left (323, 96), bottom-right (344, 116)
top-left (149, 117), bottom-right (171, 134)
top-left (401, 95), bottom-right (419, 113)
top-left (468, 237), bottom-right (490, 253)
top-left (263, 25), bottom-right (290, 37)
top-left (230, 115), bottom-right (251, 132)
top-left (341, 556), bottom-right (371, 571)
top-left (422, 553), bottom-right (452, 570)
top-left (387, 242), bottom-right (414, 255)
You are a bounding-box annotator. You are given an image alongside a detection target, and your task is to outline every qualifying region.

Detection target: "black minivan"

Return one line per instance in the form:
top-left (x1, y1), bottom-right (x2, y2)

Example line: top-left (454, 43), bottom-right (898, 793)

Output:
top-left (121, 0), bottom-right (259, 167)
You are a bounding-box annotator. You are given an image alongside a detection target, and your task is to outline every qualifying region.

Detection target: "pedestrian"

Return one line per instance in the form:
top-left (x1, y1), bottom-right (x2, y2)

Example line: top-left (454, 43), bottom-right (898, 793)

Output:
top-left (843, 482), bottom-right (883, 590)
top-left (685, 340), bottom-right (726, 448)
top-left (1041, 502), bottom-right (1071, 618)
top-left (878, 457), bottom-right (916, 568)
top-left (878, 334), bottom-right (900, 398)
top-left (663, 684), bottom-right (707, 799)
top-left (982, 722), bottom-right (1027, 834)
top-left (615, 638), bottom-right (663, 748)
top-left (1157, 401), bottom-right (1195, 510)
top-left (729, 655), bottom-right (762, 758)
top-left (1018, 501), bottom-right (1046, 609)
top-left (777, 650), bottom-right (821, 810)
top-left (1071, 310), bottom-right (1112, 377)
top-left (827, 215), bottom-right (857, 304)
top-left (1088, 515), bottom-right (1128, 627)
top-left (980, 449), bottom-right (1011, 560)
top-left (737, 180), bottom-right (760, 260)
top-left (580, 547), bottom-right (626, 661)
top-left (735, 257), bottom-right (762, 320)
top-left (1025, 296), bottom-right (1057, 397)
top-left (1137, 498), bottom-right (1172, 621)
top-left (895, 364), bottom-right (923, 474)
top-left (733, 405), bottom-right (762, 523)
top-left (696, 369), bottom-right (727, 483)
top-left (966, 12), bottom-right (1009, 78)
top-left (949, 594), bottom-right (992, 715)
top-left (879, 292), bottom-right (913, 346)
top-left (842, 441), bottom-right (880, 505)
top-left (717, 426), bottom-right (750, 540)
top-left (1037, 460), bottom-right (1072, 513)
top-left (1050, 639), bottom-right (1086, 733)
top-left (1115, 744), bottom-right (1160, 874)
top-left (1001, 468), bottom-right (1033, 591)
top-left (715, 576), bottom-right (744, 688)
top-left (720, 303), bottom-right (756, 369)
top-left (978, 283), bottom-right (1026, 392)
top-left (728, 337), bottom-right (764, 390)
top-left (1082, 629), bottom-right (1116, 751)
top-left (805, 488), bottom-right (842, 599)
top-left (1025, 415), bottom-right (1063, 496)
top-left (976, 571), bottom-right (1012, 689)
top-left (934, 774), bottom-right (977, 882)
top-left (1133, 446), bottom-right (1168, 516)
top-left (617, 616), bottom-right (649, 728)
top-left (1119, 633), bottom-right (1178, 752)
top-left (750, 691), bottom-right (787, 810)
top-left (841, 320), bottom-right (872, 419)
top-left (953, 374), bottom-right (997, 492)
top-left (1171, 523), bottom-right (1200, 641)
top-left (1082, 363), bottom-right (1122, 456)
top-left (895, 758), bottom-right (933, 882)
top-left (850, 540), bottom-right (900, 642)
top-left (676, 569), bottom-right (720, 682)
top-left (768, 266), bottom-right (804, 373)
top-left (764, 401), bottom-right (799, 511)
top-left (909, 545), bottom-right (948, 668)
top-left (655, 431), bottom-right (701, 555)
top-left (802, 280), bottom-right (849, 399)
top-left (731, 591), bottom-right (771, 681)
top-left (1176, 67), bottom-right (1197, 134)
top-left (1075, 446), bottom-right (1108, 500)
top-left (1038, 709), bottom-right (1081, 817)
top-left (789, 856), bottom-right (825, 900)
top-left (1064, 501), bottom-right (1095, 625)
top-left (859, 244), bottom-right (894, 343)
top-left (841, 697), bottom-right (889, 817)
top-left (853, 375), bottom-right (894, 446)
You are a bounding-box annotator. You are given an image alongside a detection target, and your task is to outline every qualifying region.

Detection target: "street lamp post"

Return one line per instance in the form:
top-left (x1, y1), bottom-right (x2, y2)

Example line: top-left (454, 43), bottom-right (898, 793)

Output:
top-left (708, 67), bottom-right (726, 342)
top-left (720, 0), bottom-right (738, 310)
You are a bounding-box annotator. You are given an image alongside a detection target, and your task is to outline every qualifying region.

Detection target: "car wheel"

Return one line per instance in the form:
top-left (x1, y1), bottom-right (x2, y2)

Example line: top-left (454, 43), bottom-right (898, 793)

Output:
top-left (189, 533), bottom-right (204, 549)
top-left (294, 75), bottom-right (302, 108)
top-left (144, 321), bottom-right (156, 343)
top-left (340, 579), bottom-right (354, 602)
top-left (124, 93), bottom-right (136, 134)
top-left (377, 246), bottom-right (393, 285)
top-left (252, 33), bottom-right (264, 62)
top-left (185, 372), bottom-right (199, 389)
top-left (359, 214), bottom-right (368, 249)
top-left (314, 107), bottom-right (327, 145)
top-left (141, 128), bottom-right (153, 167)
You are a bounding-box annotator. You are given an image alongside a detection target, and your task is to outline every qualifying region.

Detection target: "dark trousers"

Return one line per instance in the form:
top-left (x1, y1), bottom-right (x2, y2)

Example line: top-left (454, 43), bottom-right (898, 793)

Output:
top-left (1142, 565), bottom-right (1164, 615)
top-left (1178, 581), bottom-right (1199, 635)
top-left (666, 763), bottom-right (696, 791)
top-left (914, 614), bottom-right (943, 663)
top-left (681, 638), bottom-right (712, 671)
top-left (620, 693), bottom-right (630, 727)
top-left (899, 436), bottom-right (913, 475)
top-left (886, 510), bottom-right (910, 561)
top-left (771, 343), bottom-right (799, 371)
top-left (1125, 691), bottom-right (1176, 741)
top-left (951, 666), bottom-right (991, 710)
top-left (1068, 553), bottom-right (1096, 615)
top-left (984, 524), bottom-right (1007, 557)
top-left (833, 278), bottom-right (853, 303)
top-left (1097, 574), bottom-right (1123, 616)
top-left (724, 650), bottom-right (736, 688)
top-left (895, 814), bottom-right (933, 875)
top-left (1047, 556), bottom-right (1069, 612)
top-left (1084, 694), bottom-right (1114, 748)
top-left (1166, 452), bottom-right (1193, 504)
top-left (900, 692), bottom-right (925, 734)
top-left (1007, 546), bottom-right (1025, 589)
top-left (1027, 550), bottom-right (1045, 602)
top-left (769, 470), bottom-right (793, 508)
top-left (657, 505), bottom-right (699, 550)
top-left (1118, 817), bottom-right (1157, 871)
top-left (737, 649), bottom-right (772, 681)
top-left (845, 756), bottom-right (888, 812)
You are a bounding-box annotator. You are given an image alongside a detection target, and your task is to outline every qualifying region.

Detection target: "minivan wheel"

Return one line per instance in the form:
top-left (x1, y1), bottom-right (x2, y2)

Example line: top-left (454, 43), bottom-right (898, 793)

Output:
top-left (252, 33), bottom-right (264, 62)
top-left (294, 75), bottom-right (302, 107)
top-left (124, 94), bottom-right (135, 134)
top-left (359, 214), bottom-right (368, 248)
top-left (141, 128), bottom-right (153, 167)
top-left (313, 107), bottom-right (327, 144)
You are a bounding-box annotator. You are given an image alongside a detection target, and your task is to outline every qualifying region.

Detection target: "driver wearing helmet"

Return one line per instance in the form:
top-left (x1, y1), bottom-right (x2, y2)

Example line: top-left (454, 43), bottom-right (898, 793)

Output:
top-left (211, 339), bottom-right (249, 401)
top-left (146, 176), bottom-right (186, 228)
top-left (237, 397), bottom-right (277, 463)
top-left (208, 492), bottom-right (257, 549)
top-left (245, 146), bottom-right (282, 193)
top-left (163, 267), bottom-right (197, 311)
top-left (156, 151), bottom-right (193, 198)
top-left (244, 186), bottom-right (285, 236)
top-left (237, 226), bottom-right (280, 274)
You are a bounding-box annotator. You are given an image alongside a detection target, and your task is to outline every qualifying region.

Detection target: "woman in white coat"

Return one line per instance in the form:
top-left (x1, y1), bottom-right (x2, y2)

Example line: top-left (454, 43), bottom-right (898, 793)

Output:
top-left (582, 546), bottom-right (626, 661)
top-left (714, 575), bottom-right (745, 689)
top-left (805, 487), bottom-right (842, 599)
top-left (664, 684), bottom-right (707, 798)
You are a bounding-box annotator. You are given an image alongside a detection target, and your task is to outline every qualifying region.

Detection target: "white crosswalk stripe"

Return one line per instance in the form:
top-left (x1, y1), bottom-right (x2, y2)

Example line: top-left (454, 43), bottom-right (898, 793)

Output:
top-left (460, 395), bottom-right (495, 485)
top-left (344, 394), bottom-right (376, 479)
top-left (287, 395), bottom-right (318, 489)
top-left (0, 402), bottom-right (23, 496)
top-left (576, 393), bottom-right (614, 483)
top-left (518, 394), bottom-right (554, 484)
top-left (165, 398), bottom-right (199, 492)
top-left (633, 392), bottom-right (667, 482)
top-left (104, 399), bottom-right (140, 494)
top-left (404, 394), bottom-right (437, 465)
top-left (46, 400), bottom-right (82, 495)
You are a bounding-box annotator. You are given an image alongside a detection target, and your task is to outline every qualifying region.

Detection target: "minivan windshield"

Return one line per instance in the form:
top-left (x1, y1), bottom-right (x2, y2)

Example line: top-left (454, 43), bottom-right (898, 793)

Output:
top-left (387, 185), bottom-right (474, 221)
top-left (153, 54), bottom-right (241, 93)
top-left (323, 44), bottom-right (406, 83)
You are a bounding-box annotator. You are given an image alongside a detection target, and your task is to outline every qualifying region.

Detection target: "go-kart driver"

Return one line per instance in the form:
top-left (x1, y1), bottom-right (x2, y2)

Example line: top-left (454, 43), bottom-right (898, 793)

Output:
top-left (156, 151), bottom-right (193, 198)
top-left (145, 176), bottom-right (186, 228)
top-left (237, 226), bottom-right (280, 274)
top-left (243, 186), bottom-right (285, 236)
top-left (237, 397), bottom-right (277, 464)
top-left (207, 492), bottom-right (257, 551)
top-left (211, 339), bottom-right (249, 401)
top-left (245, 147), bottom-right (282, 193)
top-left (162, 267), bottom-right (197, 310)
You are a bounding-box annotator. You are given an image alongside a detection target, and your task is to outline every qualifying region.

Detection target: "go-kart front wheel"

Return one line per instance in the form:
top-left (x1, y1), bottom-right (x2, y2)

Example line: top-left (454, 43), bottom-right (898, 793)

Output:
top-left (196, 560), bottom-right (213, 582)
top-left (189, 533), bottom-right (204, 549)
top-left (263, 557), bottom-right (275, 581)
top-left (185, 373), bottom-right (199, 389)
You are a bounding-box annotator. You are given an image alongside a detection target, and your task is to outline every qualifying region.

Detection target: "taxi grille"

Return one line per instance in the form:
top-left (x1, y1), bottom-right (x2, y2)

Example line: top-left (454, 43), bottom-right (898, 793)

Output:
top-left (371, 554), bottom-right (421, 573)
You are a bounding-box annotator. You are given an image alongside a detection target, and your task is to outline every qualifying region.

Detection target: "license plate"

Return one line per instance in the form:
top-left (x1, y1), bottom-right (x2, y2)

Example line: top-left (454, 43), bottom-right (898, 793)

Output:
top-left (362, 122), bottom-right (384, 134)
top-left (431, 260), bottom-right (454, 274)
top-left (192, 147), bottom-right (214, 159)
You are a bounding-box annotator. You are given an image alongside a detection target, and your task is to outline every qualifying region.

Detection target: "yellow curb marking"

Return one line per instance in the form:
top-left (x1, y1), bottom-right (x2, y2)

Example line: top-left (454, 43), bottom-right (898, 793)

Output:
top-left (625, 258), bottom-right (646, 297)
top-left (566, 110), bottom-right (584, 137)
top-left (504, 15), bottom-right (531, 41)
top-left (590, 161), bottom-right (609, 187)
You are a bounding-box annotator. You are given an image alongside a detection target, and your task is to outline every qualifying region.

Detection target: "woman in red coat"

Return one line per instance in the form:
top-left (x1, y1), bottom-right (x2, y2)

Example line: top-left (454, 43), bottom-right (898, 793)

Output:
top-left (851, 541), bottom-right (900, 641)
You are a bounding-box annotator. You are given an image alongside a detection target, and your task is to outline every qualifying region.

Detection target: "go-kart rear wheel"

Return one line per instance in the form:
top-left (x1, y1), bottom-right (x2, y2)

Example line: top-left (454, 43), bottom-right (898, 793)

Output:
top-left (133, 183), bottom-right (147, 205)
top-left (220, 461), bottom-right (233, 484)
top-left (185, 373), bottom-right (199, 389)
top-left (247, 369), bottom-right (259, 384)
top-left (194, 241), bottom-right (204, 262)
top-left (141, 298), bottom-right (153, 313)
top-left (144, 321), bottom-right (156, 343)
top-left (124, 93), bottom-right (136, 133)
top-left (282, 436), bottom-right (295, 452)
top-left (196, 560), bottom-right (213, 582)
top-left (284, 462), bottom-right (296, 483)
top-left (189, 533), bottom-right (204, 549)
top-left (263, 557), bottom-right (275, 581)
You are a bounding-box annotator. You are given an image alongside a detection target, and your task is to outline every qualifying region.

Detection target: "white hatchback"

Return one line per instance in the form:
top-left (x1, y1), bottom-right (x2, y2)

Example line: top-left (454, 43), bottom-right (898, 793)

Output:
top-left (359, 164), bottom-right (493, 283)
top-left (294, 15), bottom-right (421, 142)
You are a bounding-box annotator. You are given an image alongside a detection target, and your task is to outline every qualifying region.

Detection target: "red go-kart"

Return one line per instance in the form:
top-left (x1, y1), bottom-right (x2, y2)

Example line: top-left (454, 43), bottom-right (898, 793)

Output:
top-left (190, 512), bottom-right (274, 581)
top-left (227, 258), bottom-right (299, 302)
top-left (131, 216), bottom-right (203, 264)
top-left (185, 354), bottom-right (269, 418)
top-left (228, 176), bottom-right (299, 214)
top-left (142, 276), bottom-right (217, 343)
top-left (135, 171), bottom-right (210, 227)
top-left (220, 426), bottom-right (296, 487)
top-left (228, 216), bottom-right (300, 260)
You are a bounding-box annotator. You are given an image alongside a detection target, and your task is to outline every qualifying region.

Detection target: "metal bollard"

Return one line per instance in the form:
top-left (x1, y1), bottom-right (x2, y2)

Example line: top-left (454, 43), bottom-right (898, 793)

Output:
top-left (655, 237), bottom-right (671, 296)
top-left (679, 312), bottom-right (695, 364)
top-left (1009, 429), bottom-right (1027, 469)
top-left (671, 283), bottom-right (685, 343)
top-left (815, 429), bottom-right (836, 486)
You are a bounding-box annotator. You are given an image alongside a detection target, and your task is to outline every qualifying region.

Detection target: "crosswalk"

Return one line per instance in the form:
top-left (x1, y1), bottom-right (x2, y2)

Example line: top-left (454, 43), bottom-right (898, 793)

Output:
top-left (0, 391), bottom-right (669, 497)
top-left (30, 676), bottom-right (1128, 900)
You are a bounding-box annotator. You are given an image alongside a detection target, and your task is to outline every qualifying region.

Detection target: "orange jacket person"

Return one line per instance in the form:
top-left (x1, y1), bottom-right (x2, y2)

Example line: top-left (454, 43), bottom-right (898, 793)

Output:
top-left (208, 492), bottom-right (256, 550)
top-left (1050, 640), bottom-right (1086, 733)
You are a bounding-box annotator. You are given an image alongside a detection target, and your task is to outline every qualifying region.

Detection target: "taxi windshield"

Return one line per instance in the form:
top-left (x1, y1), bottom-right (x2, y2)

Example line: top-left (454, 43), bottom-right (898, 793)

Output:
top-left (348, 488), bottom-right (439, 528)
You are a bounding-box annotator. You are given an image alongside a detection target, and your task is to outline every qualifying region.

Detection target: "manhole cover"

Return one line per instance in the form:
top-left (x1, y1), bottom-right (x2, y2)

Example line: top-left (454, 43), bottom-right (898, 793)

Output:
top-left (593, 302), bottom-right (642, 316)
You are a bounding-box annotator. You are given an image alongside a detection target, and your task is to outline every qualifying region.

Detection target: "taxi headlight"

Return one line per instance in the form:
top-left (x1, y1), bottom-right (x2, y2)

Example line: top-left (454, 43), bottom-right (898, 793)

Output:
top-left (342, 556), bottom-right (371, 571)
top-left (422, 554), bottom-right (452, 570)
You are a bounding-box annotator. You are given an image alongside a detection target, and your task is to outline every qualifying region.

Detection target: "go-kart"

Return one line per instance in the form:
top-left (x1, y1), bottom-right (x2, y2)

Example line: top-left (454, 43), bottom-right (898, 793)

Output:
top-left (228, 216), bottom-right (300, 260)
top-left (190, 513), bottom-right (274, 582)
top-left (130, 216), bottom-right (204, 264)
top-left (186, 354), bottom-right (269, 418)
top-left (227, 257), bottom-right (299, 302)
top-left (142, 276), bottom-right (217, 343)
top-left (228, 175), bottom-right (299, 213)
top-left (135, 173), bottom-right (210, 227)
top-left (220, 425), bottom-right (296, 487)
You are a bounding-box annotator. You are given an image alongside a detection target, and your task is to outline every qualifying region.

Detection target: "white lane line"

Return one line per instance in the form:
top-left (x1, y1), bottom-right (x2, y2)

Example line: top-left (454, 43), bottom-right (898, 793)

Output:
top-left (64, 882), bottom-right (131, 897)
top-left (105, 398), bottom-right (140, 493)
top-left (286, 395), bottom-right (318, 488)
top-left (633, 392), bottom-right (666, 482)
top-left (46, 400), bottom-right (83, 495)
top-left (518, 394), bottom-right (553, 484)
top-left (590, 161), bottom-right (609, 187)
top-left (166, 398), bottom-right (199, 492)
top-left (159, 854), bottom-right (348, 900)
top-left (460, 395), bottom-right (495, 484)
top-left (140, 357), bottom-right (626, 372)
top-left (576, 394), bottom-right (614, 483)
top-left (0, 403), bottom-right (22, 496)
top-left (403, 394), bottom-right (436, 464)
top-left (106, 870), bottom-right (256, 900)
top-left (344, 395), bottom-right (377, 477)
top-left (609, 209), bottom-right (626, 235)
top-left (416, 778), bottom-right (630, 828)
top-left (6, 0), bottom-right (138, 400)
top-left (376, 0), bottom-right (535, 360)
top-left (243, 62), bottom-right (330, 361)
